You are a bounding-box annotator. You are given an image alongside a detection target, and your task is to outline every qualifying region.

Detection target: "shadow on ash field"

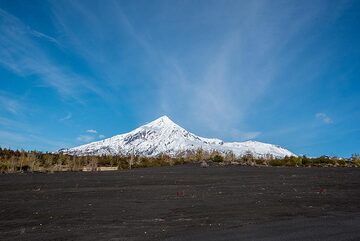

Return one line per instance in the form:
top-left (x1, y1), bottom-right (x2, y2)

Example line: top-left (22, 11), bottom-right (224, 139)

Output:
top-left (0, 164), bottom-right (359, 241)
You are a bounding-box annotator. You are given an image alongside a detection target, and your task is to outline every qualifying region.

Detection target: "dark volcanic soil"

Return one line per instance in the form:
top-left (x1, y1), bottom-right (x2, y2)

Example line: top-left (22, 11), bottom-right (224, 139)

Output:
top-left (0, 165), bottom-right (359, 241)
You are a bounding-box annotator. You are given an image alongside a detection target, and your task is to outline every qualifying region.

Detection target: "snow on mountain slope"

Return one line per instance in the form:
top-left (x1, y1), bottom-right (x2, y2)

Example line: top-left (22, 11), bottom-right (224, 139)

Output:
top-left (59, 116), bottom-right (296, 158)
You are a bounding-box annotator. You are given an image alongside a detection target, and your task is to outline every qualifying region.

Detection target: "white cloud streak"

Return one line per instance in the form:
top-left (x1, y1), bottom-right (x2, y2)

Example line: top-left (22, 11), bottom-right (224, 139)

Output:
top-left (0, 8), bottom-right (106, 101)
top-left (237, 131), bottom-right (262, 140)
top-left (4, 1), bottom-right (344, 145)
top-left (77, 129), bottom-right (104, 143)
top-left (76, 135), bottom-right (95, 143)
top-left (86, 129), bottom-right (97, 134)
top-left (0, 93), bottom-right (21, 114)
top-left (0, 117), bottom-right (69, 151)
top-left (47, 0), bottom-right (343, 140)
top-left (316, 112), bottom-right (333, 124)
top-left (151, 1), bottom-right (334, 136)
top-left (59, 112), bottom-right (72, 122)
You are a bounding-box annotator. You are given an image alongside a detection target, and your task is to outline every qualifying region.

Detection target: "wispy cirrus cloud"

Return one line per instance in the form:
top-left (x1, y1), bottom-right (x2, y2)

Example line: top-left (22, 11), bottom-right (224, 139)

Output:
top-left (76, 135), bottom-right (95, 143)
top-left (86, 129), bottom-right (97, 134)
top-left (0, 8), bottom-right (106, 101)
top-left (0, 129), bottom-right (69, 151)
top-left (47, 0), bottom-right (346, 141)
top-left (0, 93), bottom-right (21, 114)
top-left (0, 116), bottom-right (69, 151)
top-left (77, 129), bottom-right (104, 143)
top-left (29, 29), bottom-right (61, 47)
top-left (49, 1), bottom-right (134, 89)
top-left (236, 131), bottom-right (262, 141)
top-left (316, 112), bottom-right (333, 124)
top-left (59, 112), bottom-right (72, 122)
top-left (150, 2), bottom-right (319, 134)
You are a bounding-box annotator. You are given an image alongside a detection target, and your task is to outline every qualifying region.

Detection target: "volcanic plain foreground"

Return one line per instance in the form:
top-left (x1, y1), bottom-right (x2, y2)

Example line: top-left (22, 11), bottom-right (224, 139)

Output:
top-left (0, 165), bottom-right (359, 241)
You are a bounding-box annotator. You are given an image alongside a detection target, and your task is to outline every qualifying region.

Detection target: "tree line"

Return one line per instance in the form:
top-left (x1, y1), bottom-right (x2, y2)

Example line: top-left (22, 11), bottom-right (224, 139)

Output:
top-left (0, 147), bottom-right (359, 173)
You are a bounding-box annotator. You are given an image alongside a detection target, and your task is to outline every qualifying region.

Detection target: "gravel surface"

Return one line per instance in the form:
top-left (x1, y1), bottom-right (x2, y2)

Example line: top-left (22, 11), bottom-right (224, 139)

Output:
top-left (0, 164), bottom-right (359, 240)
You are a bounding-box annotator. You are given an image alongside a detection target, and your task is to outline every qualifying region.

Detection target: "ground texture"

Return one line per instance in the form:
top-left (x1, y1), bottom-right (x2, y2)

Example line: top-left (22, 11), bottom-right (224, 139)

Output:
top-left (0, 165), bottom-right (359, 241)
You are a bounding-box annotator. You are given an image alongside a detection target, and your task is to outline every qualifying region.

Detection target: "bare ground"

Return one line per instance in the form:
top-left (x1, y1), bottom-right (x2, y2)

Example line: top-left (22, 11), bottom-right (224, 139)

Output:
top-left (0, 164), bottom-right (359, 241)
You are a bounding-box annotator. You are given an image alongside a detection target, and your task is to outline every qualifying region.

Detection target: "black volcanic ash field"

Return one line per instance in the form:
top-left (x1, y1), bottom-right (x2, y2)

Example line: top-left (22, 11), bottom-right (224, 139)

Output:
top-left (0, 165), bottom-right (359, 241)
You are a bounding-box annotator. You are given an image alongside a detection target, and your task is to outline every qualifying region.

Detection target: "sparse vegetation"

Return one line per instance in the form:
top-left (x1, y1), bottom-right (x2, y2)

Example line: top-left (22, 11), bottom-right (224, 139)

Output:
top-left (0, 147), bottom-right (358, 173)
top-left (351, 154), bottom-right (360, 167)
top-left (211, 153), bottom-right (224, 163)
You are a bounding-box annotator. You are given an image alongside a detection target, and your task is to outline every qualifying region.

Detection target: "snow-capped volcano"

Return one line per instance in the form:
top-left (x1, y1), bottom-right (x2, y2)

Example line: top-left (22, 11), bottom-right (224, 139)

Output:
top-left (59, 116), bottom-right (295, 158)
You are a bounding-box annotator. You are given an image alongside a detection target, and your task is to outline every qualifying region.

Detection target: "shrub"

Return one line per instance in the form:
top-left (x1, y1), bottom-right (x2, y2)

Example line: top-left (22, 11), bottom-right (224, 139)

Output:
top-left (354, 159), bottom-right (360, 167)
top-left (284, 156), bottom-right (302, 166)
top-left (173, 157), bottom-right (186, 165)
top-left (335, 159), bottom-right (346, 167)
top-left (212, 154), bottom-right (224, 163)
top-left (255, 159), bottom-right (267, 166)
top-left (269, 159), bottom-right (283, 166)
top-left (0, 162), bottom-right (11, 173)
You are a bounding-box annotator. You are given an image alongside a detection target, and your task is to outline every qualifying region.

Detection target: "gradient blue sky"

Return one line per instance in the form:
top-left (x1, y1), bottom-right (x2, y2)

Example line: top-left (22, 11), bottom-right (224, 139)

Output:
top-left (0, 0), bottom-right (359, 157)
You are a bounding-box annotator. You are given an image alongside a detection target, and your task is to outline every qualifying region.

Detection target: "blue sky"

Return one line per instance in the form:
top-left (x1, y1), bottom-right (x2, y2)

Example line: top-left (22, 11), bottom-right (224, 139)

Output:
top-left (0, 0), bottom-right (359, 157)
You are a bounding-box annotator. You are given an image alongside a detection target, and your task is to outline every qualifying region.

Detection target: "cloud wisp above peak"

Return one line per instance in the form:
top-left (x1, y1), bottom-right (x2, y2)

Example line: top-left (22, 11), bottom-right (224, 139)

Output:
top-left (46, 0), bottom-right (343, 134)
top-left (76, 129), bottom-right (104, 143)
top-left (86, 129), bottom-right (97, 134)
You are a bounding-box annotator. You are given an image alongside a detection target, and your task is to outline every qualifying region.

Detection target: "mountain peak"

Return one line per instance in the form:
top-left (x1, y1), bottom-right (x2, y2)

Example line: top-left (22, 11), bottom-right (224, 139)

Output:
top-left (146, 115), bottom-right (178, 127)
top-left (155, 115), bottom-right (172, 123)
top-left (60, 116), bottom-right (296, 158)
top-left (155, 115), bottom-right (173, 122)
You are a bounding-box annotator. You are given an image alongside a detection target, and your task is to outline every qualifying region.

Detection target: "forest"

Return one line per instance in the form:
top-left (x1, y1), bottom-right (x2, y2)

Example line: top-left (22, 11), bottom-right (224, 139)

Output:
top-left (0, 147), bottom-right (359, 173)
